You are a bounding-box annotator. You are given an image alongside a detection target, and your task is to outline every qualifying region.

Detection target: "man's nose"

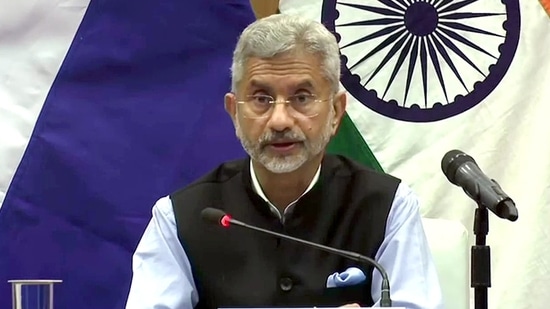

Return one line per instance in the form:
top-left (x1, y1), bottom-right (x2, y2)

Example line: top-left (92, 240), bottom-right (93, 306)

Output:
top-left (267, 101), bottom-right (295, 131)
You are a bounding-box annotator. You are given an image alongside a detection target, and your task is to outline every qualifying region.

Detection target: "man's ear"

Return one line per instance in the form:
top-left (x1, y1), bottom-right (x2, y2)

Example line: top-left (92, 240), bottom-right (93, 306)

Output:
top-left (224, 93), bottom-right (237, 124)
top-left (331, 91), bottom-right (347, 135)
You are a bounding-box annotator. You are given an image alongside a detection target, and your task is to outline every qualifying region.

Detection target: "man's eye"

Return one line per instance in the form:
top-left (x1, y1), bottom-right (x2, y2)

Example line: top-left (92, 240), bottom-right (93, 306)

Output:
top-left (292, 94), bottom-right (313, 104)
top-left (253, 95), bottom-right (272, 104)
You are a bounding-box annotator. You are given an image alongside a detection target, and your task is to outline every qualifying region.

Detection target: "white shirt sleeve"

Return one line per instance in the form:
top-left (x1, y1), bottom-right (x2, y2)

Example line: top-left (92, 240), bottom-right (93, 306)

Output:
top-left (370, 182), bottom-right (445, 309)
top-left (125, 196), bottom-right (198, 309)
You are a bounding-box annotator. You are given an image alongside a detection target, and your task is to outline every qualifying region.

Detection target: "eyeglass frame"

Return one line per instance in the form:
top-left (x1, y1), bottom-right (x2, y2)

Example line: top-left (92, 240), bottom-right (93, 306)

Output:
top-left (234, 93), bottom-right (332, 119)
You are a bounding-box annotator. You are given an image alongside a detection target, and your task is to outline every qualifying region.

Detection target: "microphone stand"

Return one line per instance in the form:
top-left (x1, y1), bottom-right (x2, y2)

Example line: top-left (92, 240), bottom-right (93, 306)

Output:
top-left (472, 204), bottom-right (490, 309)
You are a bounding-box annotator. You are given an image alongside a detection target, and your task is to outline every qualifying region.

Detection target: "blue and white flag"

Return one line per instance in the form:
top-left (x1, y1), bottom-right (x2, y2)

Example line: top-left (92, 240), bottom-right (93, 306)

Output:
top-left (0, 0), bottom-right (255, 308)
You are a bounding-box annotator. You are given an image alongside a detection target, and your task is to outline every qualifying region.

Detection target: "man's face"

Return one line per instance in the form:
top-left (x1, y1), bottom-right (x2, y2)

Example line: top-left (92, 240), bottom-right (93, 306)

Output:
top-left (225, 51), bottom-right (346, 174)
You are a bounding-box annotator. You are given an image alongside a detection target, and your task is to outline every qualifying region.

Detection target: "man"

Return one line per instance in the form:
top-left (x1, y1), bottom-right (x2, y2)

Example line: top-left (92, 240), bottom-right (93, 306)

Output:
top-left (125, 14), bottom-right (444, 309)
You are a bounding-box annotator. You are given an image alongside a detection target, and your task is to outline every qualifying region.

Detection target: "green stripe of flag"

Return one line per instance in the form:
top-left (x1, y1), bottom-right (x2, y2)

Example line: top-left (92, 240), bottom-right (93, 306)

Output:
top-left (327, 112), bottom-right (384, 172)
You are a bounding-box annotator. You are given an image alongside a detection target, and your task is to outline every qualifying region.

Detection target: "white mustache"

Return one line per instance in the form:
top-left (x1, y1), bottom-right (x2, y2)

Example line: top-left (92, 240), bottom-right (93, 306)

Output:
top-left (258, 131), bottom-right (306, 146)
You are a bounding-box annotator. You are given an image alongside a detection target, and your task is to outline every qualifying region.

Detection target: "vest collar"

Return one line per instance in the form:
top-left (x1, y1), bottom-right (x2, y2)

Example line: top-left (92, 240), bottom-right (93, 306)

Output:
top-left (249, 159), bottom-right (321, 221)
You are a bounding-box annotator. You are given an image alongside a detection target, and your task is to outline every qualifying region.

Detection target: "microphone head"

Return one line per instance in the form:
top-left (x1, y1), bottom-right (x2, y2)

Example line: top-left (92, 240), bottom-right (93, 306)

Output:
top-left (441, 149), bottom-right (476, 185)
top-left (201, 207), bottom-right (227, 225)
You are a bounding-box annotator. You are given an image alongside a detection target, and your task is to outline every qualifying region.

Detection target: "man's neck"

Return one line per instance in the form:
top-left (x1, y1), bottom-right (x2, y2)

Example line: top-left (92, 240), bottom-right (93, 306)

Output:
top-left (252, 155), bottom-right (323, 212)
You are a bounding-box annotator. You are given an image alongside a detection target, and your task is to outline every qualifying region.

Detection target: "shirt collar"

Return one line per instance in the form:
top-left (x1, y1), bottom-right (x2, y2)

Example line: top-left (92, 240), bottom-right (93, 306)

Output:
top-left (249, 159), bottom-right (321, 220)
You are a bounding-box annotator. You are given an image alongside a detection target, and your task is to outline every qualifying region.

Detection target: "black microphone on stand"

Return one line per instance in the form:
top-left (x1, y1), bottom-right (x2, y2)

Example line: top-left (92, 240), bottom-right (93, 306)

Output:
top-left (441, 149), bottom-right (518, 221)
top-left (441, 149), bottom-right (519, 309)
top-left (200, 207), bottom-right (393, 307)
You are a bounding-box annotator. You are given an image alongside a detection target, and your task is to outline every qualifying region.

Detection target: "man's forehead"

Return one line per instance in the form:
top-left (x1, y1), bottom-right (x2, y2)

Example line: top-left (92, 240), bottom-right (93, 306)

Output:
top-left (245, 51), bottom-right (322, 70)
top-left (250, 49), bottom-right (318, 61)
top-left (239, 53), bottom-right (328, 91)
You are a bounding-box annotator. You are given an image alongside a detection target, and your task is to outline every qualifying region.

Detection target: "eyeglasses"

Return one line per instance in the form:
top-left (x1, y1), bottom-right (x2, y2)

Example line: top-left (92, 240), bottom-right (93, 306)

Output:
top-left (235, 94), bottom-right (330, 119)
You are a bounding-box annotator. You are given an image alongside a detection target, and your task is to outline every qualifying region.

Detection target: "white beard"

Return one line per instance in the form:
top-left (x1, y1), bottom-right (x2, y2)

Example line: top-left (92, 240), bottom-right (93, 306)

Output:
top-left (235, 109), bottom-right (334, 174)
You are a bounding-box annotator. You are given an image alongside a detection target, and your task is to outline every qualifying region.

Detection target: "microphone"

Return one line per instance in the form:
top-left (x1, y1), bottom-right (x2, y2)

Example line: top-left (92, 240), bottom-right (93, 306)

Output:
top-left (441, 149), bottom-right (518, 221)
top-left (201, 207), bottom-right (393, 307)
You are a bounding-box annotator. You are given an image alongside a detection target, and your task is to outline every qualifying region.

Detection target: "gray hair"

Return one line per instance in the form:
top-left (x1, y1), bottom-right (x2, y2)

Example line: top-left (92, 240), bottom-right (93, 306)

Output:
top-left (230, 14), bottom-right (341, 94)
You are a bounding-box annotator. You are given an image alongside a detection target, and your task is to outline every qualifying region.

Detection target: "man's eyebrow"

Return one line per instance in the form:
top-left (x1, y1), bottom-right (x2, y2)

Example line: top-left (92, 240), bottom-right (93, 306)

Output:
top-left (249, 79), bottom-right (273, 92)
top-left (293, 80), bottom-right (315, 90)
top-left (247, 79), bottom-right (315, 92)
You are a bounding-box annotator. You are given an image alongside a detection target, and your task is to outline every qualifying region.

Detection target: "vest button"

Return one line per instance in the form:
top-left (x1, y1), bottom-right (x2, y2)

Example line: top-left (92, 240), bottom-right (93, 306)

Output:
top-left (279, 277), bottom-right (293, 292)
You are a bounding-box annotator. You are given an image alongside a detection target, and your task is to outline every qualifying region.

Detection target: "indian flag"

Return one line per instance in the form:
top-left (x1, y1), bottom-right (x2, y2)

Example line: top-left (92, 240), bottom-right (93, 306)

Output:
top-left (280, 0), bottom-right (550, 308)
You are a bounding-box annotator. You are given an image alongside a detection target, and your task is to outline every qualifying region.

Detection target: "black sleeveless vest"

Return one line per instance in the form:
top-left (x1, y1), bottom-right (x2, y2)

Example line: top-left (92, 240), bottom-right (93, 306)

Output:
top-left (171, 154), bottom-right (400, 308)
